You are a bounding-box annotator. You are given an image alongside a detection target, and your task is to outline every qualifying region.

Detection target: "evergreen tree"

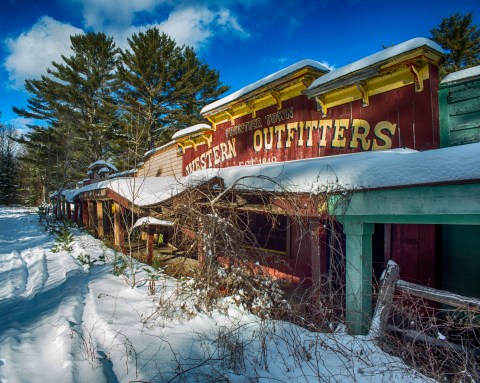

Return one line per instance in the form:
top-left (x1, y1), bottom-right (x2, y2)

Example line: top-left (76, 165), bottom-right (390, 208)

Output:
top-left (15, 124), bottom-right (73, 204)
top-left (431, 12), bottom-right (480, 78)
top-left (13, 29), bottom-right (229, 197)
top-left (0, 119), bottom-right (20, 205)
top-left (170, 46), bottom-right (230, 129)
top-left (13, 32), bottom-right (120, 196)
top-left (116, 28), bottom-right (228, 160)
top-left (46, 32), bottom-right (120, 162)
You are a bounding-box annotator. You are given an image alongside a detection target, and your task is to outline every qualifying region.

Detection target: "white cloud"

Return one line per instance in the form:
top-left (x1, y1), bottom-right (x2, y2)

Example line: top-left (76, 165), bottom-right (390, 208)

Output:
top-left (154, 6), bottom-right (249, 50)
top-left (7, 117), bottom-right (37, 132)
top-left (79, 0), bottom-right (166, 32)
top-left (4, 16), bottom-right (84, 89)
top-left (3, 2), bottom-right (251, 91)
top-left (75, 0), bottom-right (249, 51)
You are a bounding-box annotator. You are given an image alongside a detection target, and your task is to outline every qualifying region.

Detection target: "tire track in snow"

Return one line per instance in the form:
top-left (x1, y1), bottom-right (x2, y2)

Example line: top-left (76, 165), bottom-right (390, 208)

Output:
top-left (21, 249), bottom-right (49, 297)
top-left (0, 250), bottom-right (28, 298)
top-left (0, 208), bottom-right (107, 382)
top-left (0, 208), bottom-right (119, 382)
top-left (0, 254), bottom-right (108, 382)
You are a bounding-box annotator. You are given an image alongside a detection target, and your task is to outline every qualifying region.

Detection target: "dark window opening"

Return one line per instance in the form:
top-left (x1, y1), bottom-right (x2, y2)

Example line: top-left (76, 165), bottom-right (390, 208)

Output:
top-left (239, 212), bottom-right (288, 254)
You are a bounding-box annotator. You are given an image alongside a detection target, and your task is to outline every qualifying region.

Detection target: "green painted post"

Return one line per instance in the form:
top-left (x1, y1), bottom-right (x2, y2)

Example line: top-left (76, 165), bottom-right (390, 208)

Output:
top-left (344, 221), bottom-right (374, 335)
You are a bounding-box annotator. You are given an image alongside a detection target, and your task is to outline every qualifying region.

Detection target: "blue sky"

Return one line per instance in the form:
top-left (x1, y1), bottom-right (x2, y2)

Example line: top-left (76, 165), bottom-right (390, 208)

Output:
top-left (1, 0), bottom-right (479, 130)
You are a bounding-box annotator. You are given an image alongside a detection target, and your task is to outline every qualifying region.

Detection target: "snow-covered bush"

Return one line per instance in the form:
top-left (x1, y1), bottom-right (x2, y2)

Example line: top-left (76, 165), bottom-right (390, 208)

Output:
top-left (186, 262), bottom-right (291, 319)
top-left (51, 225), bottom-right (74, 253)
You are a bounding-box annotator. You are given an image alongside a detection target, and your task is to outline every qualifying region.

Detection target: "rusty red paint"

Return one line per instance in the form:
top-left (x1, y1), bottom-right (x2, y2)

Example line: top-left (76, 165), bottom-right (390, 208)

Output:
top-left (183, 80), bottom-right (439, 175)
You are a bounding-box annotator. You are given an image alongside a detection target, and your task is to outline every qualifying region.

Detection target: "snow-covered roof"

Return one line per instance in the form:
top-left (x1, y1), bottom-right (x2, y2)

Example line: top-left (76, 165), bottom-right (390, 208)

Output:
top-left (186, 143), bottom-right (480, 193)
top-left (144, 141), bottom-right (176, 158)
top-left (49, 189), bottom-right (78, 202)
top-left (172, 124), bottom-right (212, 140)
top-left (132, 217), bottom-right (175, 229)
top-left (87, 160), bottom-right (118, 172)
top-left (61, 189), bottom-right (78, 203)
top-left (72, 176), bottom-right (198, 207)
top-left (307, 38), bottom-right (444, 94)
top-left (109, 169), bottom-right (137, 179)
top-left (201, 59), bottom-right (330, 115)
top-left (440, 65), bottom-right (480, 85)
top-left (98, 167), bottom-right (110, 174)
top-left (74, 143), bottom-right (480, 206)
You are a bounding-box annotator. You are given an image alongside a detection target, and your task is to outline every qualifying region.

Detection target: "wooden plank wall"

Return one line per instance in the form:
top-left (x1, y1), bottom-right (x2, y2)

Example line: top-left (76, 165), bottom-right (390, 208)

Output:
top-left (136, 143), bottom-right (182, 177)
top-left (439, 76), bottom-right (480, 147)
top-left (441, 225), bottom-right (480, 298)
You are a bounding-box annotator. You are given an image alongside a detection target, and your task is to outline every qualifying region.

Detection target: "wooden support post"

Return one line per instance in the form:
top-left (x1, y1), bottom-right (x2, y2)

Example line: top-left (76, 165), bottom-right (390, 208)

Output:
top-left (146, 227), bottom-right (154, 265)
top-left (368, 260), bottom-right (400, 339)
top-left (344, 222), bottom-right (374, 335)
top-left (66, 202), bottom-right (71, 220)
top-left (87, 200), bottom-right (95, 230)
top-left (54, 197), bottom-right (59, 219)
top-left (73, 204), bottom-right (79, 223)
top-left (82, 200), bottom-right (89, 226)
top-left (96, 201), bottom-right (104, 239)
top-left (113, 203), bottom-right (124, 249)
top-left (310, 217), bottom-right (324, 289)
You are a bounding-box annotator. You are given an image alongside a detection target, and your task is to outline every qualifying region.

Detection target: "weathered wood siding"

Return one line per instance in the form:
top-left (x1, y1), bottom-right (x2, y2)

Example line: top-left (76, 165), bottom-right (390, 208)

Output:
top-left (388, 224), bottom-right (437, 287)
top-left (439, 76), bottom-right (480, 147)
top-left (441, 225), bottom-right (480, 298)
top-left (183, 65), bottom-right (440, 175)
top-left (136, 143), bottom-right (182, 177)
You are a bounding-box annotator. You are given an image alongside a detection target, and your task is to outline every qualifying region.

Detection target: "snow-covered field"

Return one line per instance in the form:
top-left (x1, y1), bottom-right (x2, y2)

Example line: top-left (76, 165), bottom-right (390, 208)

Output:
top-left (0, 206), bottom-right (432, 383)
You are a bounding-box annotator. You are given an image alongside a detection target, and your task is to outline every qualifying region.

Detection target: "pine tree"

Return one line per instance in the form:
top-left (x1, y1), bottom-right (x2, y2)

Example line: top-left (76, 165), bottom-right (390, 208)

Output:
top-left (0, 120), bottom-right (20, 205)
top-left (15, 124), bottom-right (75, 204)
top-left (170, 46), bottom-right (230, 129)
top-left (431, 12), bottom-right (480, 78)
top-left (13, 32), bottom-right (120, 197)
top-left (46, 32), bottom-right (120, 162)
top-left (117, 28), bottom-right (228, 159)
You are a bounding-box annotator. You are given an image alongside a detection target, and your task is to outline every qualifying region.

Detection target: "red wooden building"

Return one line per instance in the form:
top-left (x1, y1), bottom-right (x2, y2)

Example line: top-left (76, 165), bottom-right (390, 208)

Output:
top-left (175, 38), bottom-right (444, 289)
top-left (65, 37), bottom-right (480, 335)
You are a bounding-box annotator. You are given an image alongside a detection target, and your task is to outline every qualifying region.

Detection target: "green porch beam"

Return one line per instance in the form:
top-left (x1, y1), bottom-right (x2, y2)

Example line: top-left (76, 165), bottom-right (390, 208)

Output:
top-left (330, 183), bottom-right (480, 225)
top-left (344, 221), bottom-right (374, 335)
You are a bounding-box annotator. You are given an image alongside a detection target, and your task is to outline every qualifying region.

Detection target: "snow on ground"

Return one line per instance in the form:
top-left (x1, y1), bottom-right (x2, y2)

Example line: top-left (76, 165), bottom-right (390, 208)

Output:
top-left (0, 206), bottom-right (433, 382)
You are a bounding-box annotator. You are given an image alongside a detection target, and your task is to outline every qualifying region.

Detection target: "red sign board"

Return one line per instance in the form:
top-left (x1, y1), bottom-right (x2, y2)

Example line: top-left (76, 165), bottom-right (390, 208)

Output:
top-left (184, 80), bottom-right (439, 175)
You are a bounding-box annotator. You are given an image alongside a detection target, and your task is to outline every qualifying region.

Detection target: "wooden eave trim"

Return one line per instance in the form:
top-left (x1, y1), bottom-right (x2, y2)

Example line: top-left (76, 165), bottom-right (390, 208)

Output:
top-left (176, 132), bottom-right (213, 151)
top-left (207, 82), bottom-right (307, 124)
top-left (202, 67), bottom-right (327, 119)
top-left (105, 189), bottom-right (144, 214)
top-left (206, 201), bottom-right (288, 214)
top-left (381, 46), bottom-right (444, 69)
top-left (308, 64), bottom-right (432, 114)
top-left (328, 178), bottom-right (480, 200)
top-left (306, 66), bottom-right (380, 97)
top-left (78, 189), bottom-right (109, 200)
top-left (305, 47), bottom-right (443, 100)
